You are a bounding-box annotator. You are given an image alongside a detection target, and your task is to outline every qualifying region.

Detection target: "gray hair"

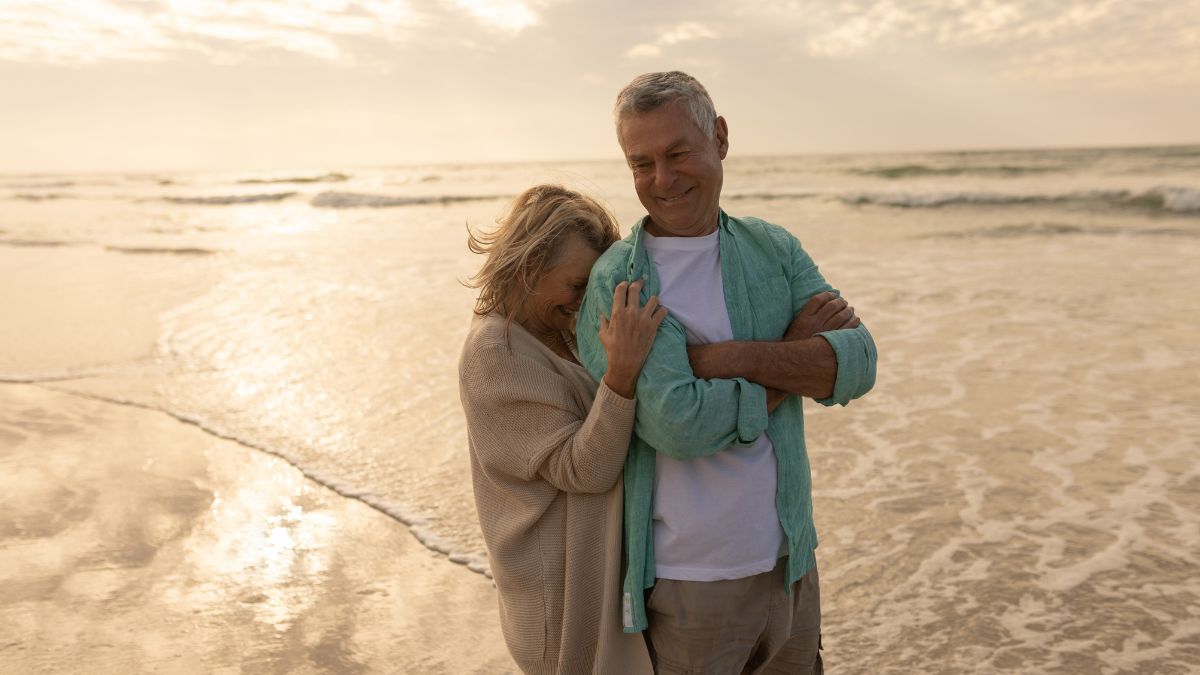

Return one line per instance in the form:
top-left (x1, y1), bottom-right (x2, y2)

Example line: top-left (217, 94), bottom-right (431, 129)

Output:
top-left (614, 71), bottom-right (717, 140)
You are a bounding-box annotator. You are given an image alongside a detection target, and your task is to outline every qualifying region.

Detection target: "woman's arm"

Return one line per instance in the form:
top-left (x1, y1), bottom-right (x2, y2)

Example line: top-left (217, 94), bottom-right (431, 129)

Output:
top-left (460, 281), bottom-right (664, 494)
top-left (461, 346), bottom-right (635, 494)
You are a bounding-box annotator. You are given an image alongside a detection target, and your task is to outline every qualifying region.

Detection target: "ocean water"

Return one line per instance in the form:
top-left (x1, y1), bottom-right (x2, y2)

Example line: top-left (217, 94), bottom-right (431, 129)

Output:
top-left (2, 145), bottom-right (1198, 673)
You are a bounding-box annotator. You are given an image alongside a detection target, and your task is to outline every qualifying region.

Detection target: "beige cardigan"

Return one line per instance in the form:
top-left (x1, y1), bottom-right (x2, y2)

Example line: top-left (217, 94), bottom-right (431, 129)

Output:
top-left (459, 313), bottom-right (653, 675)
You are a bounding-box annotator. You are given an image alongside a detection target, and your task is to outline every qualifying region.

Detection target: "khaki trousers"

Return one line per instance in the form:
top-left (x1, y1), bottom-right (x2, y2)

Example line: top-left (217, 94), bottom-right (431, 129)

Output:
top-left (645, 560), bottom-right (822, 674)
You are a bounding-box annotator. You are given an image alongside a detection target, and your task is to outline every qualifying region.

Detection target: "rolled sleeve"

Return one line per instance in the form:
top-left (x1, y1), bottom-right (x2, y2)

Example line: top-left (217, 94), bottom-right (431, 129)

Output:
top-left (733, 376), bottom-right (769, 445)
top-left (815, 323), bottom-right (878, 406)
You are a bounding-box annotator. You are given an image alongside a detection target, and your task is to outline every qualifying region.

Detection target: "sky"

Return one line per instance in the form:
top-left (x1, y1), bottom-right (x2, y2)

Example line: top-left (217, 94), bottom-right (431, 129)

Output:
top-left (1, 0), bottom-right (1198, 172)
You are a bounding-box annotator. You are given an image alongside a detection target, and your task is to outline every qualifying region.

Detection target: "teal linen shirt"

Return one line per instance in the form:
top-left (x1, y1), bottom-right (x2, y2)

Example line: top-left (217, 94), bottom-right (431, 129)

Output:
top-left (576, 210), bottom-right (878, 633)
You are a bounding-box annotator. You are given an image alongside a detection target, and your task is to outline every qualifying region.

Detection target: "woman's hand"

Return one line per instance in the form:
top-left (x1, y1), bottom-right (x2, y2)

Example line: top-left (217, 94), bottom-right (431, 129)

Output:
top-left (600, 279), bottom-right (666, 399)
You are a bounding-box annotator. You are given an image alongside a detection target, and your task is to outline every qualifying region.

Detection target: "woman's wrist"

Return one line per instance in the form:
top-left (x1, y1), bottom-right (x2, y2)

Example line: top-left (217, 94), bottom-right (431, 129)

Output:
top-left (603, 366), bottom-right (637, 399)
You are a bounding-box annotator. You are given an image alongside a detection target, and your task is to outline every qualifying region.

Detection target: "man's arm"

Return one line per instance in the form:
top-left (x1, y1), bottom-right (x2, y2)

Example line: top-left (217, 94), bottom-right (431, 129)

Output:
top-left (577, 250), bottom-right (770, 460)
top-left (689, 292), bottom-right (859, 400)
top-left (688, 234), bottom-right (878, 407)
top-left (785, 235), bottom-right (878, 406)
top-left (690, 336), bottom-right (837, 398)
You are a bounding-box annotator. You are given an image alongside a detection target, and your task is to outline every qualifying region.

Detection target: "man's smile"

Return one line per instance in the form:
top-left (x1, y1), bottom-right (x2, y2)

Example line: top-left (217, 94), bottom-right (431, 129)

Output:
top-left (657, 186), bottom-right (693, 203)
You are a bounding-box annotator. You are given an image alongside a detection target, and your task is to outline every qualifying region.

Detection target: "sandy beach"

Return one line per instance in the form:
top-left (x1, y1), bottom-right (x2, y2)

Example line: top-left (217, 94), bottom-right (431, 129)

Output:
top-left (4, 1), bottom-right (1200, 671)
top-left (2, 150), bottom-right (1198, 673)
top-left (0, 381), bottom-right (514, 674)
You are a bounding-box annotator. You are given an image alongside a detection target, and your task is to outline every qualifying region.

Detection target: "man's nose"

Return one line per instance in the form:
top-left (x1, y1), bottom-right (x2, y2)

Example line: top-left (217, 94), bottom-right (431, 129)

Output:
top-left (654, 161), bottom-right (676, 190)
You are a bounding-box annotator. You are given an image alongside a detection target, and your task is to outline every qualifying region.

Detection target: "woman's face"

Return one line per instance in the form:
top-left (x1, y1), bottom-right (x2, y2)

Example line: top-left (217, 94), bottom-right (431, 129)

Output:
top-left (520, 235), bottom-right (601, 335)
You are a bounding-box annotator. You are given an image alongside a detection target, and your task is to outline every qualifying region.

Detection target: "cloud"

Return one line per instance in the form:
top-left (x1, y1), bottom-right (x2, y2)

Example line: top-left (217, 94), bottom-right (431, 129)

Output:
top-left (625, 21), bottom-right (719, 59)
top-left (741, 0), bottom-right (1200, 87)
top-left (0, 0), bottom-right (495, 65)
top-left (2, 0), bottom-right (1196, 91)
top-left (454, 0), bottom-right (539, 34)
top-left (625, 43), bottom-right (661, 58)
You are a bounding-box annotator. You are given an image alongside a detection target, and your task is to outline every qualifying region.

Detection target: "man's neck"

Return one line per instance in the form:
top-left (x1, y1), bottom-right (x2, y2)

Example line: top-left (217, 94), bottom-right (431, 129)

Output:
top-left (644, 212), bottom-right (720, 238)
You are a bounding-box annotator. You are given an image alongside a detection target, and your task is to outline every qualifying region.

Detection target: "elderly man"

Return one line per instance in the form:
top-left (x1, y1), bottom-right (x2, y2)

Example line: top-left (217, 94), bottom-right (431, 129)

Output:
top-left (576, 71), bottom-right (878, 673)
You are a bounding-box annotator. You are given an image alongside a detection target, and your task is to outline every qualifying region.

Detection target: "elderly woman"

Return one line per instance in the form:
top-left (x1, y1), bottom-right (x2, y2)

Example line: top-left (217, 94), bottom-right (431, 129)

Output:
top-left (459, 185), bottom-right (662, 674)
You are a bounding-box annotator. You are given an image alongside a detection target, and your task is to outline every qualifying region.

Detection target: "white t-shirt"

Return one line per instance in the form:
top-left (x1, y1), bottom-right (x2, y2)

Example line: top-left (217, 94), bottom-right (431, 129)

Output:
top-left (643, 228), bottom-right (785, 582)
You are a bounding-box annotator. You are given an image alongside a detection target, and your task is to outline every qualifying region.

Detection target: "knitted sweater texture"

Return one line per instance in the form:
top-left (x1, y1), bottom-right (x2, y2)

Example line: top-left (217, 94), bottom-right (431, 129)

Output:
top-left (458, 312), bottom-right (653, 675)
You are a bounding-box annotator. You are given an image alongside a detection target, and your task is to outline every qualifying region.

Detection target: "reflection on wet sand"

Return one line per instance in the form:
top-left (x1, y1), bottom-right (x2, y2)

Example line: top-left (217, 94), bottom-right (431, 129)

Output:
top-left (0, 384), bottom-right (514, 674)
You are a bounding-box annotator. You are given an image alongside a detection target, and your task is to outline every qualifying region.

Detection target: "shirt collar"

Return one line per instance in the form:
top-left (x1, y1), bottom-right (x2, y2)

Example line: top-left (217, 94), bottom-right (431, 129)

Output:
top-left (626, 210), bottom-right (728, 277)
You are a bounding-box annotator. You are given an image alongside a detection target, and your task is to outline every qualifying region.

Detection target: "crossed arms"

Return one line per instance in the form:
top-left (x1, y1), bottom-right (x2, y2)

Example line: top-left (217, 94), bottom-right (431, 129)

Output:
top-left (688, 291), bottom-right (861, 412)
top-left (576, 232), bottom-right (877, 461)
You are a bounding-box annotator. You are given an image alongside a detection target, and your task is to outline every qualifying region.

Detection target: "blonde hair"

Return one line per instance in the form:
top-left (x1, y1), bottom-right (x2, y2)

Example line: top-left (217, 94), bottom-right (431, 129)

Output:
top-left (467, 184), bottom-right (619, 319)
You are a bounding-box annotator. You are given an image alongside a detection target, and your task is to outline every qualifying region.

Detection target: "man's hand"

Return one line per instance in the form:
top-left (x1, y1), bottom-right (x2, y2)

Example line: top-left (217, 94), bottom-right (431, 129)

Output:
top-left (687, 292), bottom-right (861, 381)
top-left (686, 291), bottom-right (863, 403)
top-left (785, 292), bottom-right (860, 342)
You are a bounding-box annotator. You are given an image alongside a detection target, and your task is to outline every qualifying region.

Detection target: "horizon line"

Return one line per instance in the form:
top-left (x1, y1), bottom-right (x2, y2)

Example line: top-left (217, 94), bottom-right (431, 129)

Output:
top-left (3, 139), bottom-right (1198, 177)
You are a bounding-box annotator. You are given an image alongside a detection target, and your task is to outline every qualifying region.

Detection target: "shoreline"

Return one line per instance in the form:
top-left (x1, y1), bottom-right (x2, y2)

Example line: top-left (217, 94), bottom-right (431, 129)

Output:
top-left (0, 382), bottom-right (515, 674)
top-left (20, 377), bottom-right (494, 578)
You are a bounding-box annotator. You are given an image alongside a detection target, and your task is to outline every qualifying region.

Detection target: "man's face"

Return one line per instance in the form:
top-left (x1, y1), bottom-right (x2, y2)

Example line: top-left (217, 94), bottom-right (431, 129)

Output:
top-left (618, 100), bottom-right (728, 238)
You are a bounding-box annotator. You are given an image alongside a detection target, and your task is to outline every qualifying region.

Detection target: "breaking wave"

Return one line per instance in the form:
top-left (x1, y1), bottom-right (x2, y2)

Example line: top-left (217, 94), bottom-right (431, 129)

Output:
top-left (311, 191), bottom-right (504, 208)
top-left (841, 186), bottom-right (1200, 213)
top-left (237, 173), bottom-right (350, 185)
top-left (850, 164), bottom-right (1064, 179)
top-left (921, 223), bottom-right (1200, 239)
top-left (163, 192), bottom-right (297, 205)
top-left (10, 192), bottom-right (75, 201)
top-left (0, 238), bottom-right (76, 248)
top-left (0, 180), bottom-right (74, 189)
top-left (725, 185), bottom-right (1200, 214)
top-left (105, 246), bottom-right (218, 256)
top-left (726, 190), bottom-right (820, 202)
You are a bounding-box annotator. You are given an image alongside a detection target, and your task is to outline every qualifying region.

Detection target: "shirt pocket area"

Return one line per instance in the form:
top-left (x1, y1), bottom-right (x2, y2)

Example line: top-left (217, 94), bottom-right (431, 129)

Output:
top-left (749, 274), bottom-right (793, 341)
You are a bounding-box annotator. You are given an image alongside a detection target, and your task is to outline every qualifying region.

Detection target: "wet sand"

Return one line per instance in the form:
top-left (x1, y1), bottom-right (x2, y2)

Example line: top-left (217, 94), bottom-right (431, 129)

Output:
top-left (3, 154), bottom-right (1198, 673)
top-left (0, 382), bottom-right (515, 674)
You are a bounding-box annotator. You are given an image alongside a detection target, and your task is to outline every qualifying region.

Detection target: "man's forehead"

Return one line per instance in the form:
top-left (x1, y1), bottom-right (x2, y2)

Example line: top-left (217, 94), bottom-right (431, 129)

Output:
top-left (622, 133), bottom-right (690, 159)
top-left (619, 107), bottom-right (700, 156)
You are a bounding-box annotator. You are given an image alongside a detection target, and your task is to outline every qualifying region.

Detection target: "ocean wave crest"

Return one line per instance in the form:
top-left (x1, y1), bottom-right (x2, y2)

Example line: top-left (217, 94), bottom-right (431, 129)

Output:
top-left (0, 238), bottom-right (76, 248)
top-left (311, 191), bottom-right (503, 208)
top-left (163, 192), bottom-right (297, 205)
top-left (0, 180), bottom-right (74, 189)
top-left (11, 192), bottom-right (75, 201)
top-left (1158, 185), bottom-right (1200, 212)
top-left (851, 164), bottom-right (1062, 179)
top-left (921, 223), bottom-right (1200, 239)
top-left (842, 186), bottom-right (1200, 213)
top-left (237, 172), bottom-right (350, 185)
top-left (105, 246), bottom-right (218, 256)
top-left (726, 190), bottom-right (819, 202)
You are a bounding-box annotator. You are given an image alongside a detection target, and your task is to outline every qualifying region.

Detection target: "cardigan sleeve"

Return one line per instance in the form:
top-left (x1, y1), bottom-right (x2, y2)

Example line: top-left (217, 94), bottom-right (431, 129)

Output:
top-left (460, 343), bottom-right (636, 494)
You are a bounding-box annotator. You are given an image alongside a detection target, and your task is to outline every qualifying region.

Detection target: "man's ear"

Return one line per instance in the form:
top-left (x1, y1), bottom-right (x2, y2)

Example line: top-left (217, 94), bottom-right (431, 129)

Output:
top-left (714, 115), bottom-right (729, 160)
